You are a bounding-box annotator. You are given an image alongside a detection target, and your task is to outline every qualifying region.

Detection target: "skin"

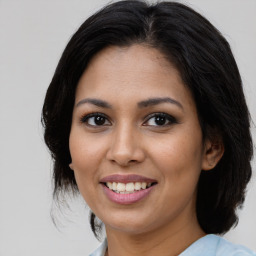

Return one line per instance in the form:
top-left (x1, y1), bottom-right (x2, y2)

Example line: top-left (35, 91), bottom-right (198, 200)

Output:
top-left (69, 44), bottom-right (223, 256)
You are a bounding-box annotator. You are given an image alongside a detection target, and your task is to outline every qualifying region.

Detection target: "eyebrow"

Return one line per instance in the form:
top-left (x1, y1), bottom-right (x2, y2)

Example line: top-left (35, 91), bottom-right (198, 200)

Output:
top-left (75, 97), bottom-right (183, 110)
top-left (138, 97), bottom-right (183, 110)
top-left (76, 98), bottom-right (112, 108)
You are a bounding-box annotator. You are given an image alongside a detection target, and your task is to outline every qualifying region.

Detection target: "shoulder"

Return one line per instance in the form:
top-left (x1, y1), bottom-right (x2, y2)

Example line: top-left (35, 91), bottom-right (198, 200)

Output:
top-left (180, 234), bottom-right (256, 256)
top-left (90, 235), bottom-right (256, 256)
top-left (89, 239), bottom-right (107, 256)
top-left (215, 235), bottom-right (256, 256)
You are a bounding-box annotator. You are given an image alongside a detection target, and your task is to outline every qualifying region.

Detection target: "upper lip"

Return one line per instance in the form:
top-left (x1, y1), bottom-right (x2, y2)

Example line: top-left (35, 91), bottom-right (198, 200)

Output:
top-left (100, 174), bottom-right (157, 184)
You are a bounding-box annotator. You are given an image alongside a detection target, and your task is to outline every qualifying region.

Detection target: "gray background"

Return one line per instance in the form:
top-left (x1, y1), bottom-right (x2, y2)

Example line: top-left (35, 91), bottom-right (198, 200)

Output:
top-left (0, 0), bottom-right (255, 255)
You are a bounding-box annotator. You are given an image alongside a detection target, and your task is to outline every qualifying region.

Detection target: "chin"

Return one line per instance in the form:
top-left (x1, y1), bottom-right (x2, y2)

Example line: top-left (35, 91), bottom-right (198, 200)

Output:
top-left (102, 212), bottom-right (155, 234)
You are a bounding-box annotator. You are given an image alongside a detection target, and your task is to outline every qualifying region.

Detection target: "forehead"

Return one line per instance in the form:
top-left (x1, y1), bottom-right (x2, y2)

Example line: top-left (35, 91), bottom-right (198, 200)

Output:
top-left (83, 44), bottom-right (178, 82)
top-left (75, 44), bottom-right (194, 110)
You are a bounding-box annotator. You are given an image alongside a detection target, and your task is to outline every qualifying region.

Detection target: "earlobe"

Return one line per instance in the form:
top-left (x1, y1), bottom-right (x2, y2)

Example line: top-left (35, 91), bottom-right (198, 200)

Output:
top-left (202, 139), bottom-right (224, 171)
top-left (69, 163), bottom-right (74, 170)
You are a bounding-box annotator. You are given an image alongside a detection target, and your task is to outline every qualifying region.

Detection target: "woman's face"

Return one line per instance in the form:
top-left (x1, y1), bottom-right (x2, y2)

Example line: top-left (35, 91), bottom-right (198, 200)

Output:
top-left (69, 45), bottom-right (210, 235)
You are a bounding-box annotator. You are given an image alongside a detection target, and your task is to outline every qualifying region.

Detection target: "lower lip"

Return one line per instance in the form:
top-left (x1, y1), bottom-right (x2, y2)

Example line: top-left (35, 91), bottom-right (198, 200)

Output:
top-left (101, 184), bottom-right (155, 205)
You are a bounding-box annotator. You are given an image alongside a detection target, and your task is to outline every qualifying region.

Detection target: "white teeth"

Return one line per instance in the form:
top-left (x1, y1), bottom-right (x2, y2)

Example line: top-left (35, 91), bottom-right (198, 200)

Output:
top-left (141, 182), bottom-right (146, 189)
top-left (116, 182), bottom-right (126, 192)
top-left (105, 181), bottom-right (154, 193)
top-left (106, 182), bottom-right (112, 190)
top-left (126, 182), bottom-right (135, 192)
top-left (112, 182), bottom-right (117, 190)
top-left (134, 182), bottom-right (141, 190)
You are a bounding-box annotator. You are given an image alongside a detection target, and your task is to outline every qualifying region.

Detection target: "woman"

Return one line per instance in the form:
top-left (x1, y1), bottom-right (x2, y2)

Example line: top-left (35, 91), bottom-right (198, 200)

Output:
top-left (42, 1), bottom-right (255, 255)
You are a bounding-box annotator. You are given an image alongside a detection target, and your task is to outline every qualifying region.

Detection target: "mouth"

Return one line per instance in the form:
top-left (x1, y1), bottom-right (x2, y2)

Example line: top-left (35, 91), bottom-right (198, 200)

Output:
top-left (100, 174), bottom-right (158, 193)
top-left (102, 181), bottom-right (157, 194)
top-left (100, 174), bottom-right (157, 204)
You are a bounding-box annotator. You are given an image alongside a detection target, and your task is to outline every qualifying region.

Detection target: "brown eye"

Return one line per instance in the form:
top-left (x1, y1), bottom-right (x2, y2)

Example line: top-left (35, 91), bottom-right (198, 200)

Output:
top-left (93, 116), bottom-right (106, 125)
top-left (154, 116), bottom-right (167, 126)
top-left (144, 113), bottom-right (177, 126)
top-left (81, 113), bottom-right (111, 126)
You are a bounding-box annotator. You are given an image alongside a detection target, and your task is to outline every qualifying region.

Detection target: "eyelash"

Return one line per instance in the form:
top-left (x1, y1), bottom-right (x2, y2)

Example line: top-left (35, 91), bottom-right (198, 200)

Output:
top-left (80, 112), bottom-right (111, 127)
top-left (143, 112), bottom-right (177, 127)
top-left (80, 112), bottom-right (177, 127)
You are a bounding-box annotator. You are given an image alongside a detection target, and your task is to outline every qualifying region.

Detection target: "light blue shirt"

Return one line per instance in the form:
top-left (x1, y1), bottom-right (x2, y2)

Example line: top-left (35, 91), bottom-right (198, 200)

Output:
top-left (89, 234), bottom-right (256, 256)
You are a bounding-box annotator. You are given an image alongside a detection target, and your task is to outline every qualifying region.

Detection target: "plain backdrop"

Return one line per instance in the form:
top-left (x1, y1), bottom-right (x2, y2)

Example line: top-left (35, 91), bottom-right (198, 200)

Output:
top-left (0, 0), bottom-right (255, 255)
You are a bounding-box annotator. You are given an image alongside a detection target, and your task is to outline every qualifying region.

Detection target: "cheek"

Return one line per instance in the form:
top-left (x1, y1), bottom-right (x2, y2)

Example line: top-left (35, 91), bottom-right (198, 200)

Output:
top-left (69, 140), bottom-right (99, 209)
top-left (69, 129), bottom-right (105, 169)
top-left (153, 133), bottom-right (202, 164)
top-left (151, 134), bottom-right (203, 212)
top-left (69, 130), bottom-right (104, 196)
top-left (149, 129), bottom-right (204, 184)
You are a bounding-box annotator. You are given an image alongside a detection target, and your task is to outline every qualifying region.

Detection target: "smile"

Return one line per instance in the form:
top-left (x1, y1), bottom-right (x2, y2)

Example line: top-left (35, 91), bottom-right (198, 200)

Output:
top-left (104, 182), bottom-right (155, 194)
top-left (100, 174), bottom-right (157, 204)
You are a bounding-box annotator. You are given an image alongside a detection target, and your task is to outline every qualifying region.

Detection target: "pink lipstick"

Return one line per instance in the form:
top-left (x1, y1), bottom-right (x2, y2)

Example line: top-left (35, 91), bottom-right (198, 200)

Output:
top-left (100, 174), bottom-right (157, 184)
top-left (100, 174), bottom-right (157, 205)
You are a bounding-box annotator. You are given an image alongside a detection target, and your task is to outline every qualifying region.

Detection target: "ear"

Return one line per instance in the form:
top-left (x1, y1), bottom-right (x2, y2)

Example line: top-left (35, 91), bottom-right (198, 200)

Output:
top-left (69, 163), bottom-right (74, 170)
top-left (202, 138), bottom-right (224, 171)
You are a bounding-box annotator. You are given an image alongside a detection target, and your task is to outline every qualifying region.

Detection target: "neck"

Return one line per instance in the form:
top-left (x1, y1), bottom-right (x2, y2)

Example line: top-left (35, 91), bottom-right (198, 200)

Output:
top-left (105, 213), bottom-right (205, 256)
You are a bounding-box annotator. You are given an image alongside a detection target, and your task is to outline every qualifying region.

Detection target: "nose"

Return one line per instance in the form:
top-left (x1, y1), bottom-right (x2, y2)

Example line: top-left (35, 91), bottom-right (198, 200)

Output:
top-left (106, 124), bottom-right (146, 167)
